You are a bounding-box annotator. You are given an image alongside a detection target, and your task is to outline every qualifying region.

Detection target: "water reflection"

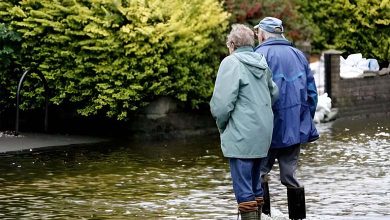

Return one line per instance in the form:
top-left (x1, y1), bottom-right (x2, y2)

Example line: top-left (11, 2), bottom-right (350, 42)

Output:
top-left (0, 117), bottom-right (389, 219)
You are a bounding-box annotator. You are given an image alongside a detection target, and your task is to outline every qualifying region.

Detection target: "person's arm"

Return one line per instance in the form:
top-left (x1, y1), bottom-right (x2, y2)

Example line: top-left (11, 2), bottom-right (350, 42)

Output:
top-left (266, 66), bottom-right (279, 104)
top-left (210, 58), bottom-right (240, 133)
top-left (306, 64), bottom-right (318, 118)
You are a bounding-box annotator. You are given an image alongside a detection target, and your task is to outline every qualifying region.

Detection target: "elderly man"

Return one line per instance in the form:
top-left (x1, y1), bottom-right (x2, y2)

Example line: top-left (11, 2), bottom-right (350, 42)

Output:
top-left (254, 17), bottom-right (319, 219)
top-left (210, 24), bottom-right (278, 219)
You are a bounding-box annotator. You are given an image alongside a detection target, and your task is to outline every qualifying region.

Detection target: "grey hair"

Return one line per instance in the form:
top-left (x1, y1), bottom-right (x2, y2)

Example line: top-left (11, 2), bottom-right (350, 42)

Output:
top-left (227, 24), bottom-right (255, 49)
top-left (259, 28), bottom-right (285, 40)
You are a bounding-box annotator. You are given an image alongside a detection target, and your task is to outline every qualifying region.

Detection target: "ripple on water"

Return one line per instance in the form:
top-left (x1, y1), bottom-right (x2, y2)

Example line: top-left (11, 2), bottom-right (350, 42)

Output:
top-left (0, 117), bottom-right (389, 219)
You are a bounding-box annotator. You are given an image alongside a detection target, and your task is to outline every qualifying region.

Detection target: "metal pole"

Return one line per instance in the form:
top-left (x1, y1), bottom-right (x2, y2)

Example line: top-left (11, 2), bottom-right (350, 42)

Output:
top-left (37, 71), bottom-right (49, 132)
top-left (15, 70), bottom-right (50, 135)
top-left (15, 70), bottom-right (30, 136)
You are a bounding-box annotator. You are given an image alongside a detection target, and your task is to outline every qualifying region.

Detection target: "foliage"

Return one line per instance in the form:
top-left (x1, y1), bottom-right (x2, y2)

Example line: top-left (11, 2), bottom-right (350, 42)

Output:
top-left (299, 0), bottom-right (390, 65)
top-left (0, 22), bottom-right (21, 113)
top-left (0, 0), bottom-right (229, 120)
top-left (223, 0), bottom-right (313, 42)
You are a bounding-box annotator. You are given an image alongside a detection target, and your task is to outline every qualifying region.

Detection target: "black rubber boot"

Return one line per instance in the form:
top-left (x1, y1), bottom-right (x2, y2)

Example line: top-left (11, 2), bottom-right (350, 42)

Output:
top-left (261, 181), bottom-right (271, 216)
top-left (287, 187), bottom-right (306, 220)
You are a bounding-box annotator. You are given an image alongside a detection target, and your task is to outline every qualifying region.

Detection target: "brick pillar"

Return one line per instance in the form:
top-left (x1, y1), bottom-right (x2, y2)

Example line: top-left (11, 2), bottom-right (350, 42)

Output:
top-left (324, 50), bottom-right (342, 106)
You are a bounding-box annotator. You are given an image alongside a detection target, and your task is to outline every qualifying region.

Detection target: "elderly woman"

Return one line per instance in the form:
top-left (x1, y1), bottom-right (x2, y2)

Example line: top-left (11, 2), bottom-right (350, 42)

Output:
top-left (210, 24), bottom-right (278, 219)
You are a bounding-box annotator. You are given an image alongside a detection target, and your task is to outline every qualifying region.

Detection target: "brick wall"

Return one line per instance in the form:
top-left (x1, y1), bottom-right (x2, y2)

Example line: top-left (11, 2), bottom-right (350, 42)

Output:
top-left (324, 51), bottom-right (390, 119)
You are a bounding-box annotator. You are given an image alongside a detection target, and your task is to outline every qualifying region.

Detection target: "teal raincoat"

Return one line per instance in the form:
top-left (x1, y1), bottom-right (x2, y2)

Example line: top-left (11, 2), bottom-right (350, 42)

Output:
top-left (210, 46), bottom-right (279, 158)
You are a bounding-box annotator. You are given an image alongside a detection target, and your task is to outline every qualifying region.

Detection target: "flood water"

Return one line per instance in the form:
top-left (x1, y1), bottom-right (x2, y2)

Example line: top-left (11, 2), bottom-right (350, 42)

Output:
top-left (0, 117), bottom-right (389, 219)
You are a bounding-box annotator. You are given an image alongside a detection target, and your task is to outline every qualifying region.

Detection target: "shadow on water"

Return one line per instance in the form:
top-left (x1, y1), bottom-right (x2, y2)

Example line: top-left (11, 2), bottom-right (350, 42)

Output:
top-left (0, 117), bottom-right (389, 219)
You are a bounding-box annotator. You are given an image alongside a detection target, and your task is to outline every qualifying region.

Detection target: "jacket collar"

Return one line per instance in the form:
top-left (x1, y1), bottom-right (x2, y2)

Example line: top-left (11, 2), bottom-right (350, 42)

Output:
top-left (233, 46), bottom-right (254, 53)
top-left (254, 38), bottom-right (292, 50)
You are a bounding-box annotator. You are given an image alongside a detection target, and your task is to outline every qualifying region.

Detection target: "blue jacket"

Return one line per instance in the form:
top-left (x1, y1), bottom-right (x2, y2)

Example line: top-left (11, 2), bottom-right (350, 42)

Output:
top-left (255, 39), bottom-right (319, 148)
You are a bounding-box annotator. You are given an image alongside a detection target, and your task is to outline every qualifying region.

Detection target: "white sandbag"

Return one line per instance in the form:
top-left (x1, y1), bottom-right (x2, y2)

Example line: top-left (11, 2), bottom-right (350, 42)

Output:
top-left (340, 55), bottom-right (364, 78)
top-left (309, 54), bottom-right (325, 95)
top-left (340, 53), bottom-right (380, 78)
top-left (314, 93), bottom-right (332, 123)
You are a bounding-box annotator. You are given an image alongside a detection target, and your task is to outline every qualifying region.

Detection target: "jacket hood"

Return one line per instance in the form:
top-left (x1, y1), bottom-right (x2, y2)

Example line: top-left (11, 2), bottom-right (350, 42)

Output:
top-left (233, 46), bottom-right (268, 78)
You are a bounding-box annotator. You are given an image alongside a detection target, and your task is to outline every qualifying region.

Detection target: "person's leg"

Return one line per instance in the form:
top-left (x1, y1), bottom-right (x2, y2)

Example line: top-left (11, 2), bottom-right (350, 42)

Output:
top-left (229, 158), bottom-right (257, 203)
top-left (252, 158), bottom-right (264, 218)
top-left (229, 158), bottom-right (259, 219)
top-left (278, 144), bottom-right (301, 187)
top-left (259, 149), bottom-right (277, 180)
top-left (252, 158), bottom-right (263, 198)
top-left (259, 150), bottom-right (277, 216)
top-left (278, 144), bottom-right (306, 219)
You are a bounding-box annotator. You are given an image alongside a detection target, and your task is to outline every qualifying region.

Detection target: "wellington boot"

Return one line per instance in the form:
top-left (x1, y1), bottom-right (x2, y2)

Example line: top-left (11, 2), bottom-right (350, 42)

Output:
top-left (255, 197), bottom-right (263, 219)
top-left (240, 210), bottom-right (260, 220)
top-left (287, 186), bottom-right (306, 220)
top-left (238, 201), bottom-right (259, 220)
top-left (261, 181), bottom-right (271, 216)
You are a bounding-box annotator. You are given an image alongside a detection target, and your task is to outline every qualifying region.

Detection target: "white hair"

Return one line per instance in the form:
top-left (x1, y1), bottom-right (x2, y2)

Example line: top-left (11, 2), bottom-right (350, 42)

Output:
top-left (259, 28), bottom-right (285, 40)
top-left (227, 24), bottom-right (255, 49)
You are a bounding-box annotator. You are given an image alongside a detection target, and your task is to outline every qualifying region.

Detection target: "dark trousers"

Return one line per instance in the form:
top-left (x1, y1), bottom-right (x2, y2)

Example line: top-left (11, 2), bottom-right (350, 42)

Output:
top-left (260, 144), bottom-right (302, 187)
top-left (229, 158), bottom-right (263, 203)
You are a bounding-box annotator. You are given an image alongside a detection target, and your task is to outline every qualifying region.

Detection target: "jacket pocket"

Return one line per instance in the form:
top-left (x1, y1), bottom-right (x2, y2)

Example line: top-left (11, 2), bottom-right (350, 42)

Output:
top-left (222, 121), bottom-right (244, 142)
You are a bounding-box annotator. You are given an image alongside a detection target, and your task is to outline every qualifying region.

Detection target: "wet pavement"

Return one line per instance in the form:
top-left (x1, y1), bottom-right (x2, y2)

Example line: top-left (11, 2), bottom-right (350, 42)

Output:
top-left (0, 132), bottom-right (106, 153)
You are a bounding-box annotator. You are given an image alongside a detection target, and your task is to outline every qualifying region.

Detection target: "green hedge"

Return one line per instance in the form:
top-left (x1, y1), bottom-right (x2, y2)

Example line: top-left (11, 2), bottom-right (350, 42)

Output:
top-left (0, 23), bottom-right (21, 113)
top-left (299, 0), bottom-right (390, 65)
top-left (0, 0), bottom-right (229, 120)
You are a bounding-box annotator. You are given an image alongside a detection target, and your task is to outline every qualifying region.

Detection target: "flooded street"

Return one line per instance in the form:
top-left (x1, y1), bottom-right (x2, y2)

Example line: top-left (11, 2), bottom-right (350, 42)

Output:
top-left (0, 117), bottom-right (389, 219)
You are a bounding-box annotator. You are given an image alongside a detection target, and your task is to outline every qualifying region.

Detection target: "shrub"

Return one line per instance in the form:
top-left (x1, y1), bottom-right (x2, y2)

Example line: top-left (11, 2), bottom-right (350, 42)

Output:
top-left (224, 0), bottom-right (312, 42)
top-left (299, 0), bottom-right (390, 65)
top-left (1, 0), bottom-right (229, 120)
top-left (0, 23), bottom-right (21, 113)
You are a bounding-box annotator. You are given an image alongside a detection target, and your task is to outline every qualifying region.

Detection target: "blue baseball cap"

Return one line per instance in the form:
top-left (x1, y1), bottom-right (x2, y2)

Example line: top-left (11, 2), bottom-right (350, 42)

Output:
top-left (254, 17), bottom-right (284, 34)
